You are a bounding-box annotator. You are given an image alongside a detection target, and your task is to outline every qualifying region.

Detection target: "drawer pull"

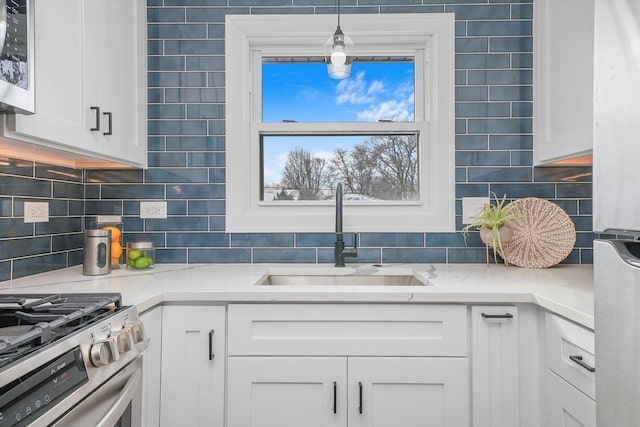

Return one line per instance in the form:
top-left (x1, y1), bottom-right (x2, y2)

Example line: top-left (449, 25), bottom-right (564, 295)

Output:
top-left (90, 106), bottom-right (100, 131)
top-left (358, 381), bottom-right (363, 414)
top-left (208, 329), bottom-right (215, 360)
top-left (481, 313), bottom-right (513, 319)
top-left (569, 355), bottom-right (595, 372)
top-left (103, 111), bottom-right (113, 135)
top-left (333, 381), bottom-right (337, 414)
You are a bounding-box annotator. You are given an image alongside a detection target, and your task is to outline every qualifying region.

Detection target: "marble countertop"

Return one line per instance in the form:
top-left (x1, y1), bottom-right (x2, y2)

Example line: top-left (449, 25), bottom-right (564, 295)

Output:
top-left (0, 263), bottom-right (595, 329)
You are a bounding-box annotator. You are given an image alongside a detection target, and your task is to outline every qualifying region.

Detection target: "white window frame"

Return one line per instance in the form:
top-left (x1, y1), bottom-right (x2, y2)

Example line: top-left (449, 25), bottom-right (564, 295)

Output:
top-left (225, 13), bottom-right (455, 232)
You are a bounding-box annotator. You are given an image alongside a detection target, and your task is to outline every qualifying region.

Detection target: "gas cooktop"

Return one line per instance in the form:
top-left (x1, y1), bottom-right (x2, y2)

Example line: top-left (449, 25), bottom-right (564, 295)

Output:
top-left (0, 294), bottom-right (122, 369)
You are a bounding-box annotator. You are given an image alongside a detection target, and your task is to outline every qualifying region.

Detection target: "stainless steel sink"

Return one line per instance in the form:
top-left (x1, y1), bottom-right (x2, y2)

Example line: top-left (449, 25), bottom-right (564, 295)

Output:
top-left (256, 268), bottom-right (429, 286)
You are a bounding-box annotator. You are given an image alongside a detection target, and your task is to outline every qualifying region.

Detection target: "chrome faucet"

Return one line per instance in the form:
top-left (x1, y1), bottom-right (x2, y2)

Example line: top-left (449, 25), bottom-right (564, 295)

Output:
top-left (334, 182), bottom-right (358, 267)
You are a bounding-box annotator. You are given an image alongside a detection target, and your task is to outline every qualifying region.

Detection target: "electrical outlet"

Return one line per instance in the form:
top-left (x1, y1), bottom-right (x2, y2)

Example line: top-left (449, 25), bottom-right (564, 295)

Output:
top-left (24, 201), bottom-right (49, 223)
top-left (462, 197), bottom-right (489, 225)
top-left (140, 201), bottom-right (167, 219)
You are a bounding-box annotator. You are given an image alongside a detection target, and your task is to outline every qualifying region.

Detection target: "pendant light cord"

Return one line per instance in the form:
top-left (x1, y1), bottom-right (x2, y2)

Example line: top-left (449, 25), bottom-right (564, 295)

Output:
top-left (337, 0), bottom-right (341, 29)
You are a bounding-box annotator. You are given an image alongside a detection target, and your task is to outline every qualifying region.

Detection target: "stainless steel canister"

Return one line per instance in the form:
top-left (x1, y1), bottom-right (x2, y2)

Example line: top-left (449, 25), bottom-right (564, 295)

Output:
top-left (83, 229), bottom-right (112, 276)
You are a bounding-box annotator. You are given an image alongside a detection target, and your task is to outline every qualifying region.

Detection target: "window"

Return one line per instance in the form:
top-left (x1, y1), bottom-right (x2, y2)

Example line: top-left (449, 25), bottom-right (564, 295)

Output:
top-left (226, 13), bottom-right (455, 232)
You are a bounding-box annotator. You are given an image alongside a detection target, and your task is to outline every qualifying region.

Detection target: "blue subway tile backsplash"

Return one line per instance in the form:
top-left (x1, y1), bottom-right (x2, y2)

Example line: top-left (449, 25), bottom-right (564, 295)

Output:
top-left (0, 0), bottom-right (596, 281)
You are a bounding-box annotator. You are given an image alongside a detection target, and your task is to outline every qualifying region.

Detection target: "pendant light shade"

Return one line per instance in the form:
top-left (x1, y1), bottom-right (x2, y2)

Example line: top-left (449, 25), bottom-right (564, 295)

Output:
top-left (325, 0), bottom-right (352, 79)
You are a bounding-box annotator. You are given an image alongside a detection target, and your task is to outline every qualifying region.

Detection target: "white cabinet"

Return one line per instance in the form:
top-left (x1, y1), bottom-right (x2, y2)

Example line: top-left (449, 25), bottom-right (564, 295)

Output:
top-left (348, 357), bottom-right (468, 427)
top-left (545, 370), bottom-right (596, 427)
top-left (139, 306), bottom-right (162, 427)
top-left (533, 0), bottom-right (594, 165)
top-left (228, 357), bottom-right (347, 427)
top-left (0, 0), bottom-right (147, 168)
top-left (544, 313), bottom-right (596, 427)
top-left (470, 306), bottom-right (519, 427)
top-left (160, 305), bottom-right (226, 427)
top-left (227, 304), bottom-right (469, 427)
top-left (228, 356), bottom-right (468, 427)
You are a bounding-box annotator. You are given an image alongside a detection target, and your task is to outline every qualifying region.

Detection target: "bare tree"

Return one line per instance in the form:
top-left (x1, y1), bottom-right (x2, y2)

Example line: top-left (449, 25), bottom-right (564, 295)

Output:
top-left (371, 135), bottom-right (418, 200)
top-left (330, 146), bottom-right (377, 197)
top-left (281, 147), bottom-right (331, 200)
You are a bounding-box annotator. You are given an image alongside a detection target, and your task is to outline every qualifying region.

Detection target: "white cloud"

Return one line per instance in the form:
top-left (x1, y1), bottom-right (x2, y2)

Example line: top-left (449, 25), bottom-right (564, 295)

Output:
top-left (335, 71), bottom-right (376, 105)
top-left (335, 71), bottom-right (415, 122)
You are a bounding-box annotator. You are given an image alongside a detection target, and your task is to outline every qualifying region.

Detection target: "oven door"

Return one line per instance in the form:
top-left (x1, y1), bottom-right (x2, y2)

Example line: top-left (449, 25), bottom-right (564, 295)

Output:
top-left (51, 356), bottom-right (143, 427)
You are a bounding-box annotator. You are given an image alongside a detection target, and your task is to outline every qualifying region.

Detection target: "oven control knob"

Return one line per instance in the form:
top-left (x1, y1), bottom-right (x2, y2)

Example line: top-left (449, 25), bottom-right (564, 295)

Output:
top-left (129, 320), bottom-right (147, 344)
top-left (114, 328), bottom-right (134, 354)
top-left (90, 337), bottom-right (120, 367)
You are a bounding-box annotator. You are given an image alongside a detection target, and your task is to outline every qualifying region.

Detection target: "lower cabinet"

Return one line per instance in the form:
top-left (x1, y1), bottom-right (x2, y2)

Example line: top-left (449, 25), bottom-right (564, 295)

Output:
top-left (140, 306), bottom-right (162, 427)
top-left (470, 306), bottom-right (520, 427)
top-left (227, 303), bottom-right (469, 427)
top-left (543, 313), bottom-right (596, 427)
top-left (545, 370), bottom-right (596, 427)
top-left (159, 305), bottom-right (226, 427)
top-left (227, 356), bottom-right (468, 427)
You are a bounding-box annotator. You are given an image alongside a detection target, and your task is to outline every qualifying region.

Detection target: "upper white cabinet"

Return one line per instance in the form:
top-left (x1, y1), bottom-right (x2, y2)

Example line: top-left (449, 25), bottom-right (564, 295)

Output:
top-left (534, 0), bottom-right (594, 165)
top-left (0, 0), bottom-right (147, 169)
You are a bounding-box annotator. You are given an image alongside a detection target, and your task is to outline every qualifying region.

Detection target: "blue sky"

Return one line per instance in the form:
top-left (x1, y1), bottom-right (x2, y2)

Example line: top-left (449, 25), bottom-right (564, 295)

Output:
top-left (261, 60), bottom-right (415, 186)
top-left (262, 61), bottom-right (414, 122)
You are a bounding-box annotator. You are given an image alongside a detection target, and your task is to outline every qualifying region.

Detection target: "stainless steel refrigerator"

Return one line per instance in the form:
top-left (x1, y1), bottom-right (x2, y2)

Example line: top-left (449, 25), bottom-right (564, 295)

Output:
top-left (592, 0), bottom-right (640, 425)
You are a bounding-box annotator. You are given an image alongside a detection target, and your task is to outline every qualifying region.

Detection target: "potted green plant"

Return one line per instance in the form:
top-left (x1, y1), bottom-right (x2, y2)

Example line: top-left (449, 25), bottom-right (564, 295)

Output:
top-left (462, 193), bottom-right (519, 266)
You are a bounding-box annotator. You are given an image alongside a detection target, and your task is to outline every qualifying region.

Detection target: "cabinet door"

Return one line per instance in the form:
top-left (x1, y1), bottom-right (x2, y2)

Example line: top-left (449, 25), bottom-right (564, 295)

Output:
top-left (545, 370), bottom-right (596, 427)
top-left (348, 357), bottom-right (469, 427)
top-left (227, 357), bottom-right (347, 427)
top-left (533, 0), bottom-right (595, 164)
top-left (83, 0), bottom-right (146, 166)
top-left (140, 307), bottom-right (162, 427)
top-left (471, 306), bottom-right (519, 427)
top-left (3, 0), bottom-right (146, 168)
top-left (160, 306), bottom-right (226, 427)
top-left (8, 0), bottom-right (88, 147)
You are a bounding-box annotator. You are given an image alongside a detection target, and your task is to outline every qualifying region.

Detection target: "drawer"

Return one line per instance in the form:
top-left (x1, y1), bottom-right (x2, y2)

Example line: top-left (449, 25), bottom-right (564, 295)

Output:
top-left (228, 304), bottom-right (467, 357)
top-left (544, 370), bottom-right (596, 427)
top-left (545, 312), bottom-right (595, 399)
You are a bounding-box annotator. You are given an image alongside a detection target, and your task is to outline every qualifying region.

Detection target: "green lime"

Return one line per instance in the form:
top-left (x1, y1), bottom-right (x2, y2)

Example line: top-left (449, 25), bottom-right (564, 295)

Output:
top-left (128, 249), bottom-right (142, 261)
top-left (134, 257), bottom-right (150, 269)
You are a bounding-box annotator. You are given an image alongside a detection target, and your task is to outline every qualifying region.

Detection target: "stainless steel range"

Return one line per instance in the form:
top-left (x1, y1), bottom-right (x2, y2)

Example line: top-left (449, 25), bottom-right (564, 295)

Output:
top-left (0, 293), bottom-right (147, 426)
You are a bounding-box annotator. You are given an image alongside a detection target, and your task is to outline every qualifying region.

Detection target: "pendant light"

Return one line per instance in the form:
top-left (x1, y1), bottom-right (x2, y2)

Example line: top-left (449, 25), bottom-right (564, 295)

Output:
top-left (324, 0), bottom-right (353, 79)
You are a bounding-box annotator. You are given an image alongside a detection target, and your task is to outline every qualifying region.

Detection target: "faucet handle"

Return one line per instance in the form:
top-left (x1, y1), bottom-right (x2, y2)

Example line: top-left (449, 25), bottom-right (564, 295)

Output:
top-left (343, 233), bottom-right (358, 259)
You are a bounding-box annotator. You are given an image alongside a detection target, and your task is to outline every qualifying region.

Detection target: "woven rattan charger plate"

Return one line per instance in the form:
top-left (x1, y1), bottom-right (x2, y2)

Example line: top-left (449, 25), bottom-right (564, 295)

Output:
top-left (497, 197), bottom-right (576, 268)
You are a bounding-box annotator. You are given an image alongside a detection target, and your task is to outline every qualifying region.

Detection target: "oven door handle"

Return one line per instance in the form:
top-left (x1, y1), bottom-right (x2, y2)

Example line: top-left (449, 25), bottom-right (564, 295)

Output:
top-left (51, 357), bottom-right (142, 427)
top-left (95, 361), bottom-right (142, 427)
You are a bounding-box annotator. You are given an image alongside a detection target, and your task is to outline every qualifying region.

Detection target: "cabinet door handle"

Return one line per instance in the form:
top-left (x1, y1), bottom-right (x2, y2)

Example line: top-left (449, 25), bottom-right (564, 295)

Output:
top-left (358, 381), bottom-right (363, 414)
top-left (90, 106), bottom-right (100, 131)
top-left (333, 381), bottom-right (337, 414)
top-left (481, 313), bottom-right (514, 319)
top-left (103, 112), bottom-right (113, 135)
top-left (569, 355), bottom-right (595, 372)
top-left (208, 329), bottom-right (215, 360)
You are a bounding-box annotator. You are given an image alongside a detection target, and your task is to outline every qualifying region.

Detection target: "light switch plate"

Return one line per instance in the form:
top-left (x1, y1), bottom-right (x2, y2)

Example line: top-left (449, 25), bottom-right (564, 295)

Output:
top-left (24, 201), bottom-right (49, 223)
top-left (140, 201), bottom-right (167, 219)
top-left (462, 197), bottom-right (489, 224)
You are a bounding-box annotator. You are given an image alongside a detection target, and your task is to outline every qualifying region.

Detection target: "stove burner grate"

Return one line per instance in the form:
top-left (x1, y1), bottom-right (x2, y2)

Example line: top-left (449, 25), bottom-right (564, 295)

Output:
top-left (0, 293), bottom-right (122, 369)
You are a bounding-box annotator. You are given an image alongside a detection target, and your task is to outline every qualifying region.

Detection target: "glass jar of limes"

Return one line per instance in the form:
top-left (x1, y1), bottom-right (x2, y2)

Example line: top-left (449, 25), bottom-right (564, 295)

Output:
top-left (126, 241), bottom-right (155, 270)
